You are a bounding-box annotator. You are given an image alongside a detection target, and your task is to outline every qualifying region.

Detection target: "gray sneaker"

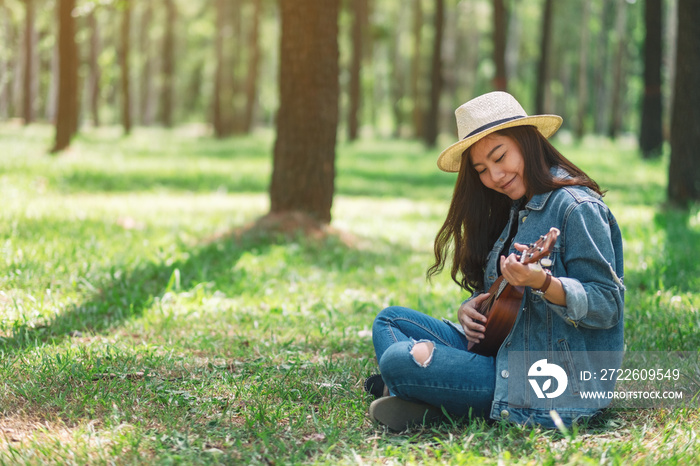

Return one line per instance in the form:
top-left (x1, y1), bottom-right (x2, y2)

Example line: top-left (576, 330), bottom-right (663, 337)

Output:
top-left (369, 396), bottom-right (446, 431)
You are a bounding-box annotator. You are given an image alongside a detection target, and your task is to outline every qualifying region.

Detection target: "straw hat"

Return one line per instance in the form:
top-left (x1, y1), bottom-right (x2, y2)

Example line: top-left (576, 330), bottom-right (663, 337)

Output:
top-left (437, 91), bottom-right (563, 172)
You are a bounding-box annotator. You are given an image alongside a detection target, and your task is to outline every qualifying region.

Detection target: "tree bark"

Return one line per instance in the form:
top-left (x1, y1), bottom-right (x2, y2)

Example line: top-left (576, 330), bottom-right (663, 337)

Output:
top-left (0, 0), bottom-right (13, 118)
top-left (0, 11), bottom-right (8, 118)
top-left (52, 0), bottom-right (78, 153)
top-left (535, 0), bottom-right (553, 114)
top-left (11, 15), bottom-right (23, 118)
top-left (138, 1), bottom-right (154, 125)
top-left (212, 0), bottom-right (234, 138)
top-left (492, 0), bottom-right (507, 91)
top-left (243, 0), bottom-right (262, 133)
top-left (160, 0), bottom-right (175, 127)
top-left (664, 0), bottom-right (678, 139)
top-left (231, 0), bottom-right (244, 133)
top-left (348, 0), bottom-right (368, 141)
top-left (410, 0), bottom-right (424, 138)
top-left (269, 0), bottom-right (340, 224)
top-left (389, 5), bottom-right (407, 138)
top-left (639, 0), bottom-right (664, 158)
top-left (23, 0), bottom-right (34, 124)
top-left (505, 0), bottom-right (521, 81)
top-left (120, 0), bottom-right (132, 135)
top-left (594, 0), bottom-right (614, 134)
top-left (455, 1), bottom-right (480, 105)
top-left (668, 0), bottom-right (700, 205)
top-left (608, 0), bottom-right (627, 139)
top-left (424, 0), bottom-right (444, 147)
top-left (574, 0), bottom-right (590, 139)
top-left (87, 9), bottom-right (101, 127)
top-left (45, 2), bottom-right (59, 123)
top-left (212, 0), bottom-right (225, 136)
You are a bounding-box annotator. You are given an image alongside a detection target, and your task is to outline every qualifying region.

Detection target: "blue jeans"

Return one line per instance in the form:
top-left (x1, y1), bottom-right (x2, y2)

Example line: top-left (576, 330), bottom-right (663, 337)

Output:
top-left (372, 306), bottom-right (496, 417)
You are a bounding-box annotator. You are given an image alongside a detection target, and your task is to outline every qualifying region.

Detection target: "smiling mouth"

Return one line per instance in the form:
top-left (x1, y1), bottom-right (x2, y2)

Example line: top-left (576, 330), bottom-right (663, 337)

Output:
top-left (500, 176), bottom-right (516, 190)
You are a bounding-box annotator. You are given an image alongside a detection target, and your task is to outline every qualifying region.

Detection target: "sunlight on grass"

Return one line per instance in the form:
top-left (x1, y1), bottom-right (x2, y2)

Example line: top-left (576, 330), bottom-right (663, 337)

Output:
top-left (1, 124), bottom-right (698, 464)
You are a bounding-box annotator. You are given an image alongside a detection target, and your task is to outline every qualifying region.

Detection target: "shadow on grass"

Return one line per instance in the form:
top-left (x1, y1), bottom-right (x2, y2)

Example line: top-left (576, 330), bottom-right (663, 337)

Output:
top-left (55, 165), bottom-right (454, 200)
top-left (0, 214), bottom-right (410, 355)
top-left (73, 128), bottom-right (274, 161)
top-left (46, 132), bottom-right (457, 199)
top-left (59, 169), bottom-right (270, 194)
top-left (654, 208), bottom-right (700, 292)
top-left (623, 207), bottom-right (700, 351)
top-left (625, 208), bottom-right (700, 293)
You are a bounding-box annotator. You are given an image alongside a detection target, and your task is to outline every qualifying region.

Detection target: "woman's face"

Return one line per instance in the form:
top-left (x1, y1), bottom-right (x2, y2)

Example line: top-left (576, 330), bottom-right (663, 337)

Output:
top-left (469, 132), bottom-right (527, 200)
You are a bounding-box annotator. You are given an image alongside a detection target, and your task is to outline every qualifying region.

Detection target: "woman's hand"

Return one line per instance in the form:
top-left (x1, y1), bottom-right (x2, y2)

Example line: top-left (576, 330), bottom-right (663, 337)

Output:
top-left (500, 243), bottom-right (548, 289)
top-left (458, 293), bottom-right (490, 344)
top-left (501, 243), bottom-right (567, 306)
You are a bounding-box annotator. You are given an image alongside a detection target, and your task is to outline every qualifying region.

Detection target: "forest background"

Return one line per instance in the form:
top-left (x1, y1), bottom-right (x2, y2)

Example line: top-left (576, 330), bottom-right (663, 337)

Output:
top-left (3, 0), bottom-right (698, 209)
top-left (1, 0), bottom-right (700, 464)
top-left (0, 0), bottom-right (680, 151)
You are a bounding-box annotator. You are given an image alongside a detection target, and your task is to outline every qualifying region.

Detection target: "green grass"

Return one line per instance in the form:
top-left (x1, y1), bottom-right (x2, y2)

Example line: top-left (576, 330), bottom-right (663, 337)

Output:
top-left (0, 122), bottom-right (698, 464)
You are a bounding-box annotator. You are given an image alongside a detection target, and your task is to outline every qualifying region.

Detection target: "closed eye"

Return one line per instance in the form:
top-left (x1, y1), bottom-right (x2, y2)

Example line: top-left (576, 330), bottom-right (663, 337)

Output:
top-left (474, 150), bottom-right (506, 175)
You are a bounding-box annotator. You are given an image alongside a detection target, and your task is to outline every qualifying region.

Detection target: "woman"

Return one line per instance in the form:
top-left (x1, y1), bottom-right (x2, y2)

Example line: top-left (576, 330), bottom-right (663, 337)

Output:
top-left (366, 92), bottom-right (624, 431)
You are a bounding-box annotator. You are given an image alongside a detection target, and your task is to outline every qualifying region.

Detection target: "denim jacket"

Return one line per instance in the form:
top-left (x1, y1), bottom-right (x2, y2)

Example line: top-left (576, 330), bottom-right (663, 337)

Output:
top-left (475, 171), bottom-right (625, 428)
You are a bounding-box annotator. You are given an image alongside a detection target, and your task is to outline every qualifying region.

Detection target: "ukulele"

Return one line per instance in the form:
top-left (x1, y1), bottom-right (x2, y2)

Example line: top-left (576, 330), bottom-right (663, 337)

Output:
top-left (469, 227), bottom-right (560, 357)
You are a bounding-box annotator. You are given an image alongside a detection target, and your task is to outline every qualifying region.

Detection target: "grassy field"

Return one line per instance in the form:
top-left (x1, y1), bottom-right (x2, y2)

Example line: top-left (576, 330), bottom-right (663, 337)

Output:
top-left (0, 122), bottom-right (698, 465)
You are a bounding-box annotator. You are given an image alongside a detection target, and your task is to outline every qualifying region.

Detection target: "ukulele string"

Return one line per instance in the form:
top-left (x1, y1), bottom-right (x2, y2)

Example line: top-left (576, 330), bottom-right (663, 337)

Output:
top-left (478, 292), bottom-right (497, 316)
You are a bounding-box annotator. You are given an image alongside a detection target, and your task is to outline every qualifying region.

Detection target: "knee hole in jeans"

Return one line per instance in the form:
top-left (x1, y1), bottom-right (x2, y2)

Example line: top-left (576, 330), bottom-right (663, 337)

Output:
top-left (410, 341), bottom-right (435, 368)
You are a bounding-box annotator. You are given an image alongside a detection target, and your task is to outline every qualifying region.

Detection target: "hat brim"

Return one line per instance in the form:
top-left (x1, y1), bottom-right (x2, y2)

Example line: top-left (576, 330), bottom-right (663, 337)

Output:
top-left (436, 115), bottom-right (563, 173)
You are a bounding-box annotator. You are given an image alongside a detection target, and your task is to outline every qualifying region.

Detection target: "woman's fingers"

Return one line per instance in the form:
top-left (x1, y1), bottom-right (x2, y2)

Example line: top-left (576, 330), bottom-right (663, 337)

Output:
top-left (501, 253), bottom-right (545, 288)
top-left (458, 294), bottom-right (490, 342)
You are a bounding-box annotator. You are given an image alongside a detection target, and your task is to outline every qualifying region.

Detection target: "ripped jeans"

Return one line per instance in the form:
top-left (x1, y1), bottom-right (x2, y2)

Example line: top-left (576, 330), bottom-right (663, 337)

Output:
top-left (372, 306), bottom-right (496, 418)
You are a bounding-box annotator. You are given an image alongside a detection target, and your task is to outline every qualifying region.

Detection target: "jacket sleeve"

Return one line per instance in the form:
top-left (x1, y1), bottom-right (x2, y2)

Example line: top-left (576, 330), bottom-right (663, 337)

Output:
top-left (546, 201), bottom-right (625, 329)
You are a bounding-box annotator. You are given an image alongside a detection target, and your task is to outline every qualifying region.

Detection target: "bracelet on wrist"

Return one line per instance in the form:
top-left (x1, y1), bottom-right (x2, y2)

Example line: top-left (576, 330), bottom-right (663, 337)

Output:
top-left (532, 270), bottom-right (552, 297)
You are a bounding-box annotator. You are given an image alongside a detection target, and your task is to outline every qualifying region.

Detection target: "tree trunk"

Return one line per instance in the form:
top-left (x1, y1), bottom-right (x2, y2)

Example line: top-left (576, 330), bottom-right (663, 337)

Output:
top-left (87, 9), bottom-right (101, 127)
top-left (505, 0), bottom-right (521, 81)
top-left (23, 0), bottom-right (34, 124)
top-left (0, 24), bottom-right (7, 118)
top-left (212, 0), bottom-right (224, 136)
top-left (594, 0), bottom-right (614, 134)
top-left (492, 0), bottom-right (507, 91)
top-left (12, 25), bottom-right (23, 118)
top-left (455, 1), bottom-right (480, 106)
top-left (243, 0), bottom-right (262, 133)
top-left (348, 0), bottom-right (368, 141)
top-left (52, 0), bottom-right (78, 153)
top-left (410, 0), bottom-right (424, 138)
top-left (231, 0), bottom-right (244, 133)
top-left (668, 0), bottom-right (700, 205)
top-left (269, 0), bottom-right (340, 224)
top-left (120, 0), bottom-right (132, 135)
top-left (574, 0), bottom-right (590, 139)
top-left (535, 0), bottom-right (553, 114)
top-left (389, 5), bottom-right (407, 138)
top-left (45, 4), bottom-right (59, 123)
top-left (0, 1), bottom-right (13, 118)
top-left (608, 0), bottom-right (627, 139)
top-left (212, 0), bottom-right (235, 138)
top-left (664, 0), bottom-right (678, 139)
top-left (640, 0), bottom-right (664, 158)
top-left (159, 0), bottom-right (176, 127)
top-left (424, 0), bottom-right (444, 147)
top-left (139, 1), bottom-right (154, 125)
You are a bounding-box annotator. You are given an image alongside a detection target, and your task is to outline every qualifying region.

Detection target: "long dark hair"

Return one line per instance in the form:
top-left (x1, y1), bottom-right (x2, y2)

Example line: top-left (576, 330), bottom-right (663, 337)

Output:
top-left (427, 125), bottom-right (603, 293)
